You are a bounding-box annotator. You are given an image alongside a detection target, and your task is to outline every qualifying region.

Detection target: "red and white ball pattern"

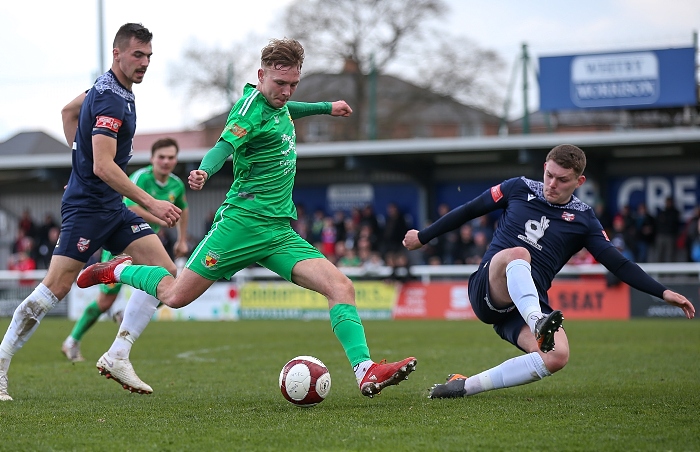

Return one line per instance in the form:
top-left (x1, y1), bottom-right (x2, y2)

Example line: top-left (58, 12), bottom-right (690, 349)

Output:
top-left (279, 356), bottom-right (331, 407)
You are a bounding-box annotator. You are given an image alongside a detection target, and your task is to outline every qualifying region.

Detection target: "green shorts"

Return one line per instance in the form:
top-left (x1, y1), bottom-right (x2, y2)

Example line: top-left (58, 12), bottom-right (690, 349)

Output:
top-left (186, 204), bottom-right (324, 282)
top-left (99, 249), bottom-right (122, 295)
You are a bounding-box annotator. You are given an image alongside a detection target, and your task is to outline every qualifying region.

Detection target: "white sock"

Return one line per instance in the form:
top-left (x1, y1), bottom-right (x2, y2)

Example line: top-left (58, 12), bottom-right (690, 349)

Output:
top-left (0, 283), bottom-right (59, 360)
top-left (506, 259), bottom-right (542, 333)
top-left (353, 359), bottom-right (374, 385)
top-left (107, 289), bottom-right (159, 359)
top-left (113, 262), bottom-right (130, 281)
top-left (464, 352), bottom-right (551, 396)
top-left (64, 336), bottom-right (78, 347)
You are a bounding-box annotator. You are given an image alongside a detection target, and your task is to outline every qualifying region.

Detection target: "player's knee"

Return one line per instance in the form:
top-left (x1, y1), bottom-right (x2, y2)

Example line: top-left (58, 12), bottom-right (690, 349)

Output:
top-left (330, 273), bottom-right (355, 301)
top-left (510, 246), bottom-right (531, 262)
top-left (164, 262), bottom-right (177, 277)
top-left (543, 348), bottom-right (569, 373)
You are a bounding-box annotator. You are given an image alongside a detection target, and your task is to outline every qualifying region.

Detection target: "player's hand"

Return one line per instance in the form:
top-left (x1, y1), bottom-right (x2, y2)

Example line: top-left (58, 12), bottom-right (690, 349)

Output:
top-left (330, 100), bottom-right (352, 117)
top-left (188, 170), bottom-right (208, 190)
top-left (150, 199), bottom-right (181, 228)
top-left (403, 229), bottom-right (423, 250)
top-left (662, 289), bottom-right (696, 319)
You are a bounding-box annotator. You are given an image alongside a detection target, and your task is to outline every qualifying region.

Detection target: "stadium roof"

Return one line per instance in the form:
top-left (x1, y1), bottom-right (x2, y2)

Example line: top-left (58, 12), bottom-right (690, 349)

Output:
top-left (0, 127), bottom-right (699, 170)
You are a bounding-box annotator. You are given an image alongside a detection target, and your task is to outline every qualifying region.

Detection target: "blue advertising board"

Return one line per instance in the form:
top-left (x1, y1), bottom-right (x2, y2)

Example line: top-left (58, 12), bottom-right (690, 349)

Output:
top-left (539, 47), bottom-right (697, 111)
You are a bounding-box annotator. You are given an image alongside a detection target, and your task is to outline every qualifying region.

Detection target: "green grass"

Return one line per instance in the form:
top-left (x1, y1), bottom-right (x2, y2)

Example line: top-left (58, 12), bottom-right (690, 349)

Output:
top-left (0, 318), bottom-right (698, 451)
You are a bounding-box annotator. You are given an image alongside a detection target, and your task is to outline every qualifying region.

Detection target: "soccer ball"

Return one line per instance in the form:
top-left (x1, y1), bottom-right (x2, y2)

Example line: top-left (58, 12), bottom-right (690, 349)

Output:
top-left (279, 355), bottom-right (331, 407)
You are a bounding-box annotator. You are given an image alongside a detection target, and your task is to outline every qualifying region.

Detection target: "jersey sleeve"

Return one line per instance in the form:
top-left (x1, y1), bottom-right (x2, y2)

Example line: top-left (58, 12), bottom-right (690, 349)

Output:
top-left (287, 101), bottom-right (331, 119)
top-left (90, 90), bottom-right (126, 139)
top-left (418, 178), bottom-right (514, 244)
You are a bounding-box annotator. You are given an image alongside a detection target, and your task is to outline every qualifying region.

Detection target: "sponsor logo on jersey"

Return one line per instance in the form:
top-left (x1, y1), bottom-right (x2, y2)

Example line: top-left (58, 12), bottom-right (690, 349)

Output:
top-left (490, 184), bottom-right (503, 202)
top-left (77, 237), bottom-right (91, 252)
top-left (602, 230), bottom-right (610, 241)
top-left (95, 115), bottom-right (122, 133)
top-left (517, 215), bottom-right (550, 251)
top-left (562, 212), bottom-right (575, 222)
top-left (527, 194), bottom-right (536, 201)
top-left (231, 124), bottom-right (248, 138)
top-left (203, 250), bottom-right (220, 269)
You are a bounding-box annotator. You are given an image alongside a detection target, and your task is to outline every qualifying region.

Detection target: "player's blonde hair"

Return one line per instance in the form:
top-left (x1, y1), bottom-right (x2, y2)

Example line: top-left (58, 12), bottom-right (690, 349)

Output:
top-left (260, 38), bottom-right (305, 71)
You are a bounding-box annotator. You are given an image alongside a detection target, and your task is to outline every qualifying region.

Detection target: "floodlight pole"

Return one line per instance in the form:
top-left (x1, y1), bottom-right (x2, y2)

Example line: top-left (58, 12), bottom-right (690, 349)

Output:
top-left (97, 0), bottom-right (105, 74)
top-left (521, 43), bottom-right (530, 135)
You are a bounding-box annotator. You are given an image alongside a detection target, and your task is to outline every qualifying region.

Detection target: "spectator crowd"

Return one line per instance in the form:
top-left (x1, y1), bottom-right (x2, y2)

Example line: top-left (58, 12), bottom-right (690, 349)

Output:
top-left (7, 198), bottom-right (700, 278)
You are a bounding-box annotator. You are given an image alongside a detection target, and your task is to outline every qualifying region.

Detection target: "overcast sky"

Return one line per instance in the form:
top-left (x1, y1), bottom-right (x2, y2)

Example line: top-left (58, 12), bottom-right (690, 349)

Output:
top-left (0, 0), bottom-right (697, 143)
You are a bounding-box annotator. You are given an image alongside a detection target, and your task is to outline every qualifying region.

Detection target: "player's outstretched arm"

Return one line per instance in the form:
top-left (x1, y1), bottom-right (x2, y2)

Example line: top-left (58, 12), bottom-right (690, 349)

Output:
top-left (662, 290), bottom-right (695, 319)
top-left (188, 170), bottom-right (208, 191)
top-left (403, 229), bottom-right (423, 250)
top-left (330, 100), bottom-right (352, 117)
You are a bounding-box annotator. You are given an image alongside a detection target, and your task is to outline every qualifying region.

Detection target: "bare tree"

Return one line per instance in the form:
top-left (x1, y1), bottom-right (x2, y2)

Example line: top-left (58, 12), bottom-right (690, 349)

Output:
top-left (167, 36), bottom-right (264, 119)
top-left (284, 0), bottom-right (505, 139)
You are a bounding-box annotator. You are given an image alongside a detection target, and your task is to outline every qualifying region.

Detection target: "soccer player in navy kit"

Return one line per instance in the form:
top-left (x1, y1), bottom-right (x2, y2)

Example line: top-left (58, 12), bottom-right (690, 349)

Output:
top-left (403, 144), bottom-right (695, 399)
top-left (0, 23), bottom-right (180, 401)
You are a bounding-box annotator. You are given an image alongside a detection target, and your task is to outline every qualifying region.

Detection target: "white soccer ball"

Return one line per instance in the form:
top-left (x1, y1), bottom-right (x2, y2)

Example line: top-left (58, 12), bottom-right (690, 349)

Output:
top-left (279, 355), bottom-right (331, 407)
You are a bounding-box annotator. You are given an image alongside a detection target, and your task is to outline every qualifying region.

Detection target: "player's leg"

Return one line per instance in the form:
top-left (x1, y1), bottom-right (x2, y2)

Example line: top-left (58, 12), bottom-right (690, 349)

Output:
top-left (265, 226), bottom-right (416, 398)
top-left (488, 247), bottom-right (563, 352)
top-left (0, 255), bottom-right (84, 400)
top-left (91, 233), bottom-right (176, 394)
top-left (430, 308), bottom-right (570, 399)
top-left (62, 288), bottom-right (120, 363)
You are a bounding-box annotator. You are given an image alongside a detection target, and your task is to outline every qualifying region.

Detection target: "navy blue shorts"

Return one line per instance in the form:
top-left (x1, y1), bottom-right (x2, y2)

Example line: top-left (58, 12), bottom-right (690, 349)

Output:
top-left (469, 260), bottom-right (554, 352)
top-left (54, 204), bottom-right (155, 263)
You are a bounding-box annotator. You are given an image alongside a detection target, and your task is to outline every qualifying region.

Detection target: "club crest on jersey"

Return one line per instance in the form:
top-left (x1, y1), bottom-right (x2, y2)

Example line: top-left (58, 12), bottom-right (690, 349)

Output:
top-left (77, 237), bottom-right (91, 252)
top-left (562, 212), bottom-right (575, 222)
top-left (203, 250), bottom-right (220, 269)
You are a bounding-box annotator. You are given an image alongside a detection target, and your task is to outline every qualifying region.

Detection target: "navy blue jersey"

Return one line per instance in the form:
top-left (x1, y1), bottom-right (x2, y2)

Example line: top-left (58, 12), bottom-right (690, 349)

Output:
top-left (480, 177), bottom-right (614, 298)
top-left (63, 70), bottom-right (136, 210)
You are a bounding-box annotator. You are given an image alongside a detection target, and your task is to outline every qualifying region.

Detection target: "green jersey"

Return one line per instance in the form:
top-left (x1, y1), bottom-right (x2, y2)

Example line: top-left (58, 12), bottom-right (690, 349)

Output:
top-left (218, 84), bottom-right (299, 219)
top-left (123, 165), bottom-right (187, 233)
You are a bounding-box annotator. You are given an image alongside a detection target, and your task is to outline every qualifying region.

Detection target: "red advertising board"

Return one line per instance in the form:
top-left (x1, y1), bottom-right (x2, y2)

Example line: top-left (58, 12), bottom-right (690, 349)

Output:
top-left (394, 279), bottom-right (631, 320)
top-left (393, 281), bottom-right (477, 320)
top-left (548, 279), bottom-right (630, 319)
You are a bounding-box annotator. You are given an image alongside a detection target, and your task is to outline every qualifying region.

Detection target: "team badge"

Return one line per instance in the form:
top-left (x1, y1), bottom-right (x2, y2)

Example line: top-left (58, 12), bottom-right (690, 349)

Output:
top-left (203, 250), bottom-right (220, 269)
top-left (561, 212), bottom-right (575, 222)
top-left (77, 237), bottom-right (91, 252)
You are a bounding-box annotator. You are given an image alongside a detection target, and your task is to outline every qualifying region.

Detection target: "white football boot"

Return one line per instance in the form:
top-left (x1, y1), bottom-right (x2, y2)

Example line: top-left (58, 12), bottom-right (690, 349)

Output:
top-left (96, 352), bottom-right (153, 394)
top-left (0, 360), bottom-right (12, 401)
top-left (61, 338), bottom-right (85, 362)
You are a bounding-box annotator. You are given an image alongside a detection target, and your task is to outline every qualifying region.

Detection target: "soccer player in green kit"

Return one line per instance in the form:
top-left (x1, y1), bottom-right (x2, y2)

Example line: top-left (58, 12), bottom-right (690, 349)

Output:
top-left (79, 38), bottom-right (417, 397)
top-left (62, 138), bottom-right (188, 362)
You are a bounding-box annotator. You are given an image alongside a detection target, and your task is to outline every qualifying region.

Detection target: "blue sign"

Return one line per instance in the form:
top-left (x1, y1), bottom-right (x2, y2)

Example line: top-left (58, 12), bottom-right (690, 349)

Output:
top-left (539, 47), bottom-right (697, 111)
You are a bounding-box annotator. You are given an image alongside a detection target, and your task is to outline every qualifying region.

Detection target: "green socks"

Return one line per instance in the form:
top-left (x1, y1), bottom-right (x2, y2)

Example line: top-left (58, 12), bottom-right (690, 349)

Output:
top-left (70, 301), bottom-right (103, 341)
top-left (330, 304), bottom-right (371, 367)
top-left (119, 265), bottom-right (172, 298)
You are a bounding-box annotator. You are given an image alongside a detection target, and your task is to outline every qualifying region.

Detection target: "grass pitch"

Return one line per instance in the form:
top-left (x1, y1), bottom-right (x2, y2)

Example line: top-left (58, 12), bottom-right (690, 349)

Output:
top-left (0, 318), bottom-right (698, 451)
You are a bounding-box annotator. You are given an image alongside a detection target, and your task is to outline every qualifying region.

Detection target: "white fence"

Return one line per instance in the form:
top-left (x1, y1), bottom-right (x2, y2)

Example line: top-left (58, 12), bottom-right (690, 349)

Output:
top-left (1, 263), bottom-right (699, 317)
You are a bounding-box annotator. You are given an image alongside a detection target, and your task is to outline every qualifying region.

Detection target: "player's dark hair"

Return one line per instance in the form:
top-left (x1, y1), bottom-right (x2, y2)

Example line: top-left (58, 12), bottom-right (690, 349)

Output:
top-left (261, 38), bottom-right (305, 71)
top-left (113, 23), bottom-right (153, 50)
top-left (151, 137), bottom-right (179, 156)
top-left (546, 144), bottom-right (586, 176)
